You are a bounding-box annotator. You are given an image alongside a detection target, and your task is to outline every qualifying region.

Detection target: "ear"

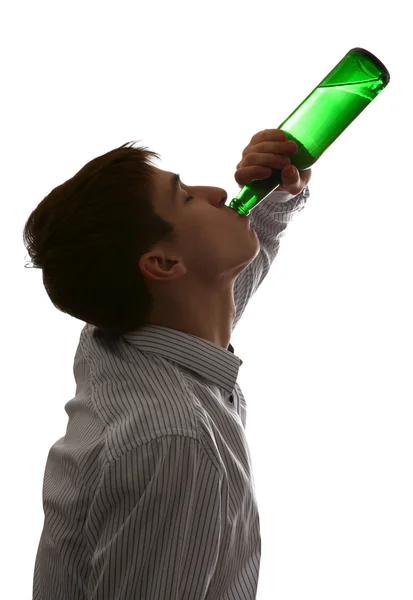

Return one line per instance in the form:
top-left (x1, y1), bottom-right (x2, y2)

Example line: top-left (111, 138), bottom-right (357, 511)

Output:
top-left (138, 252), bottom-right (187, 283)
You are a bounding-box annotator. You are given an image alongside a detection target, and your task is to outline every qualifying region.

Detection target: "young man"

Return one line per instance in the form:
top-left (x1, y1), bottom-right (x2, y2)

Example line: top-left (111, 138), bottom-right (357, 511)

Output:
top-left (28, 129), bottom-right (311, 599)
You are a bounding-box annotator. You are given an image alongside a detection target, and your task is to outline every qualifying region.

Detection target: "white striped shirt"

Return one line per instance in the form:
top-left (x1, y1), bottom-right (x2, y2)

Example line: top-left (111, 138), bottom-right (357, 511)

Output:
top-left (33, 186), bottom-right (309, 600)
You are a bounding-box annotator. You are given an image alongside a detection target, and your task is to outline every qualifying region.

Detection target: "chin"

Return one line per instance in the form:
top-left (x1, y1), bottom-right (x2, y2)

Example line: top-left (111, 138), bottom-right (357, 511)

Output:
top-left (244, 233), bottom-right (260, 265)
top-left (250, 228), bottom-right (260, 254)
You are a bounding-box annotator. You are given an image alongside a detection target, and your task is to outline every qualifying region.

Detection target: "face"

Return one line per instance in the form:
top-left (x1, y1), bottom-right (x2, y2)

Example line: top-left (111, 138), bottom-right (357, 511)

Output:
top-left (138, 166), bottom-right (260, 293)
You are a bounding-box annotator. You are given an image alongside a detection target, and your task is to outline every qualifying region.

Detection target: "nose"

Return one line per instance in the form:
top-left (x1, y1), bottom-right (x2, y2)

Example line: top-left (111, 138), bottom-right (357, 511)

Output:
top-left (216, 188), bottom-right (227, 206)
top-left (203, 186), bottom-right (227, 206)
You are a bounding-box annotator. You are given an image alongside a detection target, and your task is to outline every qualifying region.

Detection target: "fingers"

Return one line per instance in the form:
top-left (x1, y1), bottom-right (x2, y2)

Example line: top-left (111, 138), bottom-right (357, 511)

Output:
top-left (241, 138), bottom-right (298, 169)
top-left (237, 129), bottom-right (311, 194)
top-left (234, 166), bottom-right (272, 188)
top-left (243, 151), bottom-right (292, 170)
top-left (235, 163), bottom-right (312, 192)
top-left (249, 129), bottom-right (288, 145)
top-left (242, 139), bottom-right (298, 158)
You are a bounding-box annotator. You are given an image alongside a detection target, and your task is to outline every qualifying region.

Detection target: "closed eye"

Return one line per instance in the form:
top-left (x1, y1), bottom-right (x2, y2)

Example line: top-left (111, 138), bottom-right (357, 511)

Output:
top-left (185, 195), bottom-right (194, 203)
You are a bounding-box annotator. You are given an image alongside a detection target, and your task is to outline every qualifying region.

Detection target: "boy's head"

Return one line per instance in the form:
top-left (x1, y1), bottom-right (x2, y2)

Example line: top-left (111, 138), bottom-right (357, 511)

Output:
top-left (23, 142), bottom-right (259, 343)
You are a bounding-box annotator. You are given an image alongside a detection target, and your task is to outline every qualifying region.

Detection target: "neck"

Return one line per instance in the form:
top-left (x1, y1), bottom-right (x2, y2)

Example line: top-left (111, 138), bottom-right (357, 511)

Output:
top-left (145, 287), bottom-right (236, 349)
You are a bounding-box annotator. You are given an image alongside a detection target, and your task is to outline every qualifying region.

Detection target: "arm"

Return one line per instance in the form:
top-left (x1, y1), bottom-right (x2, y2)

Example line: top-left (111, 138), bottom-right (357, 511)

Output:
top-left (88, 436), bottom-right (223, 599)
top-left (232, 186), bottom-right (309, 330)
top-left (230, 128), bottom-right (311, 330)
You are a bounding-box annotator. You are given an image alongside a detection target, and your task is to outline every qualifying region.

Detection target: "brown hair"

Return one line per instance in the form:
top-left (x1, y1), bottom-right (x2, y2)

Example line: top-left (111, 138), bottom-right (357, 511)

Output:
top-left (22, 141), bottom-right (177, 336)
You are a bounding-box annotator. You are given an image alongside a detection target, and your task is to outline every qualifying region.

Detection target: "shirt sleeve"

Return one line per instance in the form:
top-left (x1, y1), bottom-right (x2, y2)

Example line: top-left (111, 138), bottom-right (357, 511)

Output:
top-left (232, 186), bottom-right (310, 329)
top-left (87, 435), bottom-right (223, 600)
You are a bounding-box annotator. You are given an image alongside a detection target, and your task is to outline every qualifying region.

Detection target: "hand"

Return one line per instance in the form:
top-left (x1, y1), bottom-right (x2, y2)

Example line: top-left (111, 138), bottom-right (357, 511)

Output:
top-left (234, 128), bottom-right (312, 196)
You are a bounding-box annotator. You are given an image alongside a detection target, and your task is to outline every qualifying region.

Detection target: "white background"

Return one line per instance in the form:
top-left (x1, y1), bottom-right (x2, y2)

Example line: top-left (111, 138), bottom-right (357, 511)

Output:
top-left (2, 0), bottom-right (411, 598)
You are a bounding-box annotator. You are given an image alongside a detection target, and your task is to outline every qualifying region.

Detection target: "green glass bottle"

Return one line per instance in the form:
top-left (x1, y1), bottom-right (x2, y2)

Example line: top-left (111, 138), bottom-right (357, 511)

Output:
top-left (229, 47), bottom-right (390, 216)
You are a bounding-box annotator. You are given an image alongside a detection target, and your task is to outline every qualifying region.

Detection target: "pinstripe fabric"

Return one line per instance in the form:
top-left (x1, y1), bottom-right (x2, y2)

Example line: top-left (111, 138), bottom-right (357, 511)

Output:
top-left (33, 186), bottom-right (309, 599)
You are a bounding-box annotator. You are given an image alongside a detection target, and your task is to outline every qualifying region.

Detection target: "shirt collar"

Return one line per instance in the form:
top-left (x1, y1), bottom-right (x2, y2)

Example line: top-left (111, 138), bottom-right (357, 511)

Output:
top-left (121, 325), bottom-right (242, 394)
